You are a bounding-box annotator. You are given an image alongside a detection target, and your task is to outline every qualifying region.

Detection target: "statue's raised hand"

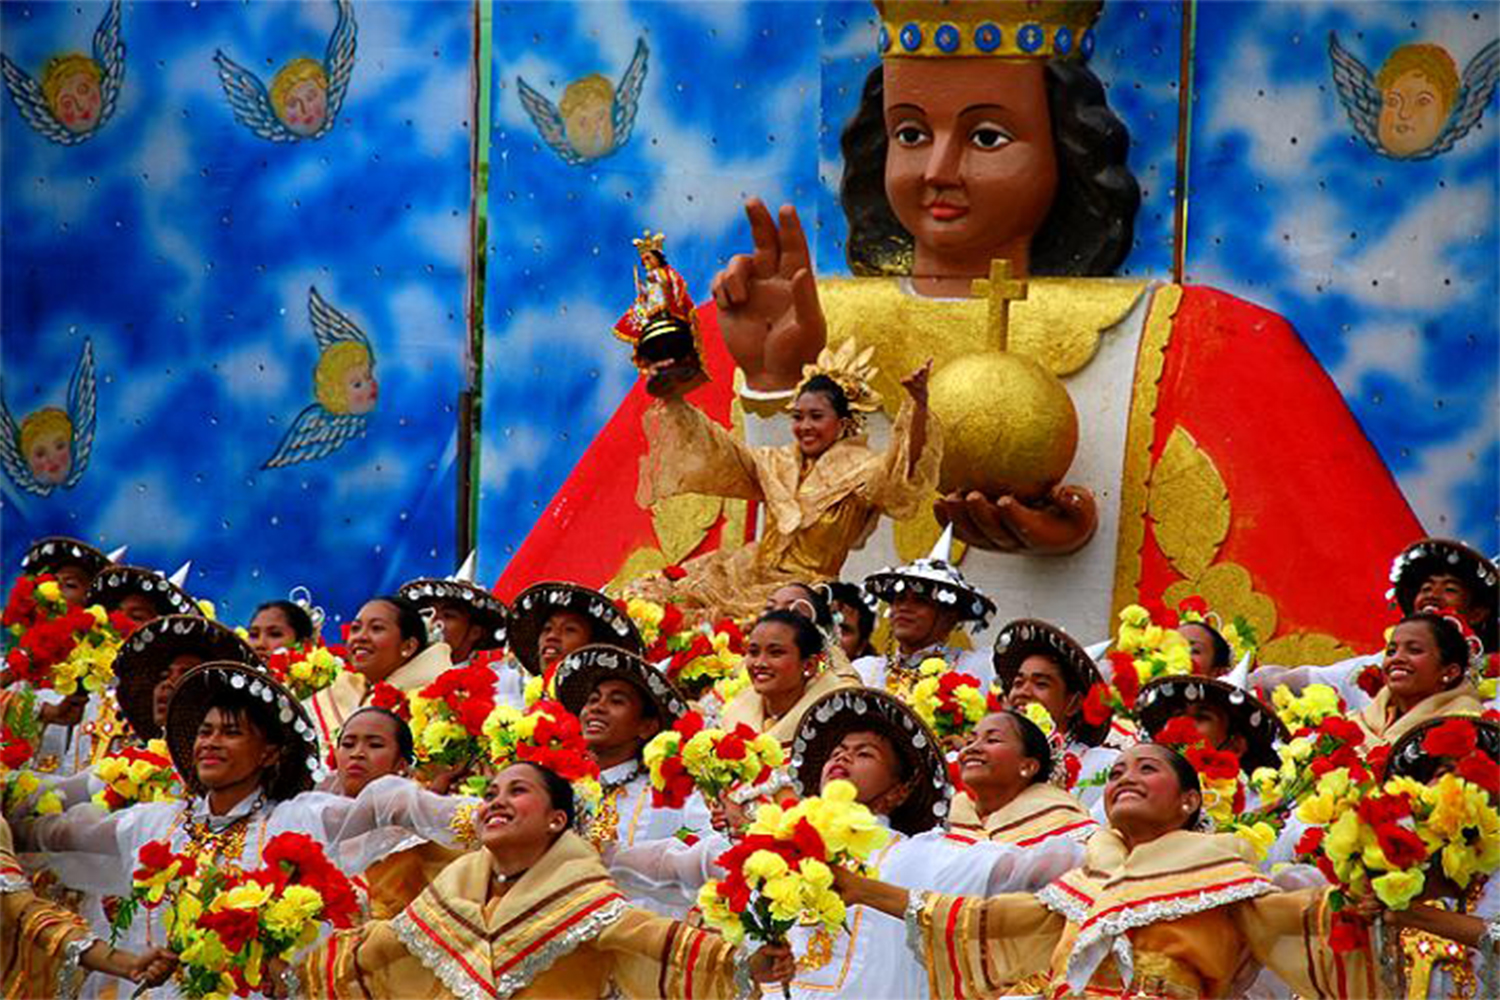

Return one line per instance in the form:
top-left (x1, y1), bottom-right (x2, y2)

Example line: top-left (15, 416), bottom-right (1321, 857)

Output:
top-left (936, 486), bottom-right (1099, 556)
top-left (711, 199), bottom-right (826, 392)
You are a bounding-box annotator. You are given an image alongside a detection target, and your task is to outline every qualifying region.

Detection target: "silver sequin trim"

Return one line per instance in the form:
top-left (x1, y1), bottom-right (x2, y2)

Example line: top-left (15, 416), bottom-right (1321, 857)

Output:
top-left (394, 897), bottom-right (627, 1000)
top-left (1044, 878), bottom-right (1273, 990)
top-left (903, 889), bottom-right (931, 972)
top-left (58, 934), bottom-right (100, 1000)
top-left (0, 871), bottom-right (30, 893)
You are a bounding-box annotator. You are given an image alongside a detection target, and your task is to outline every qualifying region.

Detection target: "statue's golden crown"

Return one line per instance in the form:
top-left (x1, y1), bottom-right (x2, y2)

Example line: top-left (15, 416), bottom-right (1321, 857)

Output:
top-left (875, 1), bottom-right (1102, 60)
top-left (792, 339), bottom-right (883, 416)
top-left (632, 230), bottom-right (667, 255)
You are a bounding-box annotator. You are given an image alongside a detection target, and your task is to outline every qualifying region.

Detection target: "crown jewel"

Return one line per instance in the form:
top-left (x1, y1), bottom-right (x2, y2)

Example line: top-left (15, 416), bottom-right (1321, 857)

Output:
top-left (875, 1), bottom-right (1103, 60)
top-left (632, 230), bottom-right (666, 255)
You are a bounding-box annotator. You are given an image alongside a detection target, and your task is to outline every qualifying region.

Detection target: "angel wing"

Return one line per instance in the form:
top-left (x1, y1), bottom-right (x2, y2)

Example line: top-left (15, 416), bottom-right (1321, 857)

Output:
top-left (315, 0), bottom-right (358, 139)
top-left (1328, 32), bottom-right (1382, 152)
top-left (63, 338), bottom-right (96, 489)
top-left (262, 404), bottom-right (366, 469)
top-left (213, 49), bottom-right (298, 142)
top-left (91, 0), bottom-right (125, 130)
top-left (0, 55), bottom-right (73, 144)
top-left (307, 286), bottom-right (371, 353)
top-left (1424, 38), bottom-right (1499, 158)
top-left (611, 37), bottom-right (648, 149)
top-left (0, 391), bottom-right (46, 495)
top-left (516, 75), bottom-right (584, 165)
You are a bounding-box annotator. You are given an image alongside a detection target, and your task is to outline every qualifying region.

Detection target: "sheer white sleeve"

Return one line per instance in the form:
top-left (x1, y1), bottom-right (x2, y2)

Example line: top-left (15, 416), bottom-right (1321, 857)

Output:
top-left (914, 833), bottom-right (1085, 896)
top-left (17, 799), bottom-right (173, 896)
top-left (291, 775), bottom-right (481, 874)
top-left (608, 832), bottom-right (730, 908)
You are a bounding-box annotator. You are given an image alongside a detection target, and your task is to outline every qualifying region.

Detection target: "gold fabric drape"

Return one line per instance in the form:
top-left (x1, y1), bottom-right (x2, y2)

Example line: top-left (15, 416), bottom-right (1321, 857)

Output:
top-left (945, 783), bottom-right (1095, 846)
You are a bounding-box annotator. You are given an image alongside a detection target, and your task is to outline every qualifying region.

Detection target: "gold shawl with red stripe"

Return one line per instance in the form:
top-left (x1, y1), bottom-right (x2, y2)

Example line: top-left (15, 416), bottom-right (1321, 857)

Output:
top-left (303, 832), bottom-right (744, 999)
top-left (945, 784), bottom-right (1097, 847)
top-left (910, 829), bottom-right (1377, 999)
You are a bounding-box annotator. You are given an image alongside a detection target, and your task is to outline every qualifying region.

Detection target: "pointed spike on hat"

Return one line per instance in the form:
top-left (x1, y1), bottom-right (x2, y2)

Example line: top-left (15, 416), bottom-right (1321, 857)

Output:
top-left (451, 550), bottom-right (478, 584)
top-left (926, 522), bottom-right (955, 563)
top-left (1223, 649), bottom-right (1252, 690)
top-left (1084, 638), bottom-right (1110, 661)
top-left (106, 545), bottom-right (128, 563)
top-left (168, 561), bottom-right (192, 589)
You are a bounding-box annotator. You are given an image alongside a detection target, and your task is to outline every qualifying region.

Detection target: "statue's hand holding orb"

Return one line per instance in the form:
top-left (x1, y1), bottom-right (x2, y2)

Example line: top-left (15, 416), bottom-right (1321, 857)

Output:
top-left (711, 199), bottom-right (827, 393)
top-left (936, 486), bottom-right (1098, 556)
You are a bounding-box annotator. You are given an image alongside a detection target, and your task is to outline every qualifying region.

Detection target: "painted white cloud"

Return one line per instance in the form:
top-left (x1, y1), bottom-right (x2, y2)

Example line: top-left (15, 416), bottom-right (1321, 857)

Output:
top-left (1398, 387), bottom-right (1499, 540)
top-left (1207, 43), bottom-right (1327, 181)
top-left (93, 470), bottom-right (203, 549)
top-left (1339, 180), bottom-right (1492, 312)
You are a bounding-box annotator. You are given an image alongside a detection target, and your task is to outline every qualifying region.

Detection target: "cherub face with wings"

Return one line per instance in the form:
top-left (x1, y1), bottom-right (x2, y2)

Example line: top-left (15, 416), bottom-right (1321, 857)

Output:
top-left (41, 54), bottom-right (102, 134)
top-left (270, 58), bottom-right (330, 138)
top-left (20, 408), bottom-right (73, 485)
top-left (559, 74), bottom-right (615, 160)
top-left (1376, 44), bottom-right (1459, 157)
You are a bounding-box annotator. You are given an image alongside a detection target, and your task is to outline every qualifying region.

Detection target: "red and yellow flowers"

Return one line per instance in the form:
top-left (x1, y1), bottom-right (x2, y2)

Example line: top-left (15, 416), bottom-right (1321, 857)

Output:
top-left (642, 711), bottom-right (784, 808)
top-left (114, 832), bottom-right (357, 998)
top-left (263, 642), bottom-right (345, 701)
top-left (697, 780), bottom-right (888, 953)
top-left (92, 739), bottom-right (181, 811)
top-left (409, 664), bottom-right (499, 767)
top-left (910, 657), bottom-right (986, 740)
top-left (483, 700), bottom-right (601, 807)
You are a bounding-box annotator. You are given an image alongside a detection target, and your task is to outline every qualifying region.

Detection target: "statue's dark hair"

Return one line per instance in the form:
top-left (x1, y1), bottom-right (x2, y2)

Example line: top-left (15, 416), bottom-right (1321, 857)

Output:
top-left (839, 59), bottom-right (1140, 277)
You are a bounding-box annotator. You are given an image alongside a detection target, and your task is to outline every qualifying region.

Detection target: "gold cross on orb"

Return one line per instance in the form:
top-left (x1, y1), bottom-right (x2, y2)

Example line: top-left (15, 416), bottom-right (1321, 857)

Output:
top-left (971, 258), bottom-right (1029, 352)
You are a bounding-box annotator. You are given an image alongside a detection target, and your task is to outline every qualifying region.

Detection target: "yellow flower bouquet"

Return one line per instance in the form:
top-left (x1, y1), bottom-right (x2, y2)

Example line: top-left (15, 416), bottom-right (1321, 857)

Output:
top-left (697, 780), bottom-right (889, 981)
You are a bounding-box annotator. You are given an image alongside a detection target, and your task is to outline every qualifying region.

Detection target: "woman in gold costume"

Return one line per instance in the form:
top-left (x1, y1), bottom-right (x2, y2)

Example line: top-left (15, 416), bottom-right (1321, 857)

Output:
top-left (1, 819), bottom-right (177, 999)
top-left (834, 742), bottom-right (1378, 999)
top-left (1355, 611), bottom-right (1484, 747)
top-left (944, 709), bottom-right (1096, 848)
top-left (286, 761), bottom-right (782, 999)
top-left (636, 339), bottom-right (939, 620)
top-left (720, 610), bottom-right (858, 748)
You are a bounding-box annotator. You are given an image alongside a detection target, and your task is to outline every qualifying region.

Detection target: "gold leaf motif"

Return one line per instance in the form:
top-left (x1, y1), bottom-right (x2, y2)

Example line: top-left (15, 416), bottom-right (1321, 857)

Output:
top-left (651, 493), bottom-right (722, 565)
top-left (608, 546), bottom-right (668, 594)
top-left (1148, 427), bottom-right (1230, 581)
top-left (1164, 562), bottom-right (1278, 647)
top-left (1260, 632), bottom-right (1356, 669)
top-left (892, 502), bottom-right (968, 565)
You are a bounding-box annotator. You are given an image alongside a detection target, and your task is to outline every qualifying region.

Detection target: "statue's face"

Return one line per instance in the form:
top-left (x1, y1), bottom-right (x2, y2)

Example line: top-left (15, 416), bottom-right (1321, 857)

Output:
top-left (1378, 70), bottom-right (1448, 157)
top-left (882, 58), bottom-right (1057, 273)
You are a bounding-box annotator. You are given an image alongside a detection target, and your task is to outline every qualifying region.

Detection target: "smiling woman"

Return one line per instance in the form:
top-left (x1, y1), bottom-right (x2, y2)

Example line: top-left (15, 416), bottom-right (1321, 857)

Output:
top-left (1353, 610), bottom-right (1484, 747)
top-left (835, 741), bottom-right (1379, 999)
top-left (292, 761), bottom-right (785, 999)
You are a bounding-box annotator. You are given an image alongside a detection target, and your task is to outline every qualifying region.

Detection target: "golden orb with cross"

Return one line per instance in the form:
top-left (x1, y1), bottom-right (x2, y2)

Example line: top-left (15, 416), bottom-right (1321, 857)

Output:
top-left (925, 259), bottom-right (1079, 501)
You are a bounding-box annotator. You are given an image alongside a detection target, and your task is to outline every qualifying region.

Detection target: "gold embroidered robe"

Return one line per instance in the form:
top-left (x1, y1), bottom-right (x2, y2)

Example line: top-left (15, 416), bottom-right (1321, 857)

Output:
top-left (946, 783), bottom-right (1097, 847)
top-left (635, 395), bottom-right (941, 618)
top-left (1354, 682), bottom-right (1483, 747)
top-left (909, 829), bottom-right (1379, 999)
top-left (0, 817), bottom-right (94, 1000)
top-left (302, 832), bottom-right (744, 999)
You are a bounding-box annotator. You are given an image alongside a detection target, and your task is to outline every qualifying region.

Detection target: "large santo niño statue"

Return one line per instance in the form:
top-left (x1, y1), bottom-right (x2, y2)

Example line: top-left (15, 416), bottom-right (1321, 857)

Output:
top-left (503, 0), bottom-right (1421, 663)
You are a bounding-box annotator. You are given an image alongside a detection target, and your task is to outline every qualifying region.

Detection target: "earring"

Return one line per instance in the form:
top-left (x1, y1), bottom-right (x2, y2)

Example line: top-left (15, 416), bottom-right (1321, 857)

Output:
top-left (1181, 804), bottom-right (1191, 813)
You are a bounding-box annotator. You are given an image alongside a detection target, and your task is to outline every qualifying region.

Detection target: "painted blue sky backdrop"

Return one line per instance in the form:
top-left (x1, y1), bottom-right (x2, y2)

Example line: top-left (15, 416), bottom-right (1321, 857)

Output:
top-left (2, 0), bottom-right (473, 623)
top-left (4, 1), bottom-right (1495, 628)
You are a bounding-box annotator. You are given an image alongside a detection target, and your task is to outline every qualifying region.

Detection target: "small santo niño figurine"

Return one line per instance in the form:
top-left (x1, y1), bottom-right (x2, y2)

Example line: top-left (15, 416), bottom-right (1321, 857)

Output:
top-left (612, 231), bottom-right (708, 397)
